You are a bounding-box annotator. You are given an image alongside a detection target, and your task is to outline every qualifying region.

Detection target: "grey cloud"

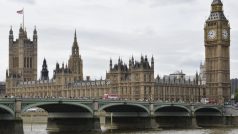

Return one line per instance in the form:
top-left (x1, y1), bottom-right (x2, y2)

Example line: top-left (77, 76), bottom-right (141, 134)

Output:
top-left (9, 0), bottom-right (36, 4)
top-left (150, 0), bottom-right (196, 7)
top-left (128, 0), bottom-right (196, 7)
top-left (127, 0), bottom-right (144, 4)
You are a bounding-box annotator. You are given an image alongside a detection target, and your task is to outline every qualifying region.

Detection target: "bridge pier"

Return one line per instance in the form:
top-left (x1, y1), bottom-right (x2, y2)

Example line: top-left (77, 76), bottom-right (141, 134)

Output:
top-left (47, 117), bottom-right (101, 132)
top-left (191, 116), bottom-right (198, 128)
top-left (223, 116), bottom-right (238, 126)
top-left (0, 119), bottom-right (24, 134)
top-left (150, 117), bottom-right (159, 129)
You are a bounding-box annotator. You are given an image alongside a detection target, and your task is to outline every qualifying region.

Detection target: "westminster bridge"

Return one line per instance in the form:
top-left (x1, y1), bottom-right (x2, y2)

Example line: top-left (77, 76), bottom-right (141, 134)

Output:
top-left (0, 98), bottom-right (238, 134)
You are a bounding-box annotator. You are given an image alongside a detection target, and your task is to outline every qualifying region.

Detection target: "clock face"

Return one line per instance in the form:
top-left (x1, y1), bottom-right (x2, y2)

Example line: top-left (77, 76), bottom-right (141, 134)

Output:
top-left (222, 29), bottom-right (229, 39)
top-left (207, 30), bottom-right (216, 40)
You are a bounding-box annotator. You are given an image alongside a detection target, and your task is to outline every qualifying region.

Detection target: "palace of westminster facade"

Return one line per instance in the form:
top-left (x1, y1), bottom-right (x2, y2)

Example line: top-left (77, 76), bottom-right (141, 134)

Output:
top-left (5, 0), bottom-right (231, 103)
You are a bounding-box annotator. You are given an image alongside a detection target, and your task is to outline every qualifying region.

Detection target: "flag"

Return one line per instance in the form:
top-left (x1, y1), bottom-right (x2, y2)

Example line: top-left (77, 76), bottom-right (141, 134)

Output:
top-left (17, 9), bottom-right (24, 14)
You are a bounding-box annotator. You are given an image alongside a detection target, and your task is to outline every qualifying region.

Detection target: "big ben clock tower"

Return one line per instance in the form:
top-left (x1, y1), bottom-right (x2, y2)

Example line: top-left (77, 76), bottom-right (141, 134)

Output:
top-left (204, 0), bottom-right (231, 103)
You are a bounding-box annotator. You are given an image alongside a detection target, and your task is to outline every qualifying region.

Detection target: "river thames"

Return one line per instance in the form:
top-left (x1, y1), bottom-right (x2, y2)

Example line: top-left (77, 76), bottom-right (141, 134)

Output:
top-left (24, 124), bottom-right (238, 134)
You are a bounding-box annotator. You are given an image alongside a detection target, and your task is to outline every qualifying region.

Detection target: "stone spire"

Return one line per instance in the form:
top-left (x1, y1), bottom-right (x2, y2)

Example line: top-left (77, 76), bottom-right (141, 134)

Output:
top-left (72, 30), bottom-right (79, 56)
top-left (131, 55), bottom-right (134, 65)
top-left (40, 58), bottom-right (49, 80)
top-left (74, 29), bottom-right (77, 42)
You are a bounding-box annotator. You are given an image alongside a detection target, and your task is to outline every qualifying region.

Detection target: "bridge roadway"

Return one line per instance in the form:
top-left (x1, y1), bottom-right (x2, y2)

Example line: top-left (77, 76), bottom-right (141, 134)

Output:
top-left (0, 98), bottom-right (237, 134)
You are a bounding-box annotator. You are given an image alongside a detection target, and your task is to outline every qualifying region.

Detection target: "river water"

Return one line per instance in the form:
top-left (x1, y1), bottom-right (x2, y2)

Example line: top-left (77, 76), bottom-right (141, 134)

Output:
top-left (24, 124), bottom-right (238, 134)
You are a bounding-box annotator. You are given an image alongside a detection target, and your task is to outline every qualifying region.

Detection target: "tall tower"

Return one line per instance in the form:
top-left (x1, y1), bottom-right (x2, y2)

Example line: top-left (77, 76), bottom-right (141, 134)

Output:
top-left (7, 26), bottom-right (38, 81)
top-left (68, 30), bottom-right (83, 81)
top-left (204, 0), bottom-right (230, 102)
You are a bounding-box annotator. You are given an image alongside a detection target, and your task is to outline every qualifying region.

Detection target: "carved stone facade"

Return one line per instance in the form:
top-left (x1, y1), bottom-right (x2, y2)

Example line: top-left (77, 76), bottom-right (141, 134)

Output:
top-left (156, 72), bottom-right (205, 103)
top-left (0, 82), bottom-right (6, 96)
top-left (204, 0), bottom-right (231, 103)
top-left (6, 26), bottom-right (37, 82)
top-left (106, 56), bottom-right (155, 100)
top-left (199, 62), bottom-right (206, 85)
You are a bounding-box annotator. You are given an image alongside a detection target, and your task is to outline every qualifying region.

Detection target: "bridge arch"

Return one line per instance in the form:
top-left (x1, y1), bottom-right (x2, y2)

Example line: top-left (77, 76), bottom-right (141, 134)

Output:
top-left (0, 104), bottom-right (15, 116)
top-left (154, 105), bottom-right (192, 128)
top-left (194, 107), bottom-right (222, 116)
top-left (154, 105), bottom-right (191, 113)
top-left (22, 101), bottom-right (93, 114)
top-left (99, 103), bottom-right (150, 114)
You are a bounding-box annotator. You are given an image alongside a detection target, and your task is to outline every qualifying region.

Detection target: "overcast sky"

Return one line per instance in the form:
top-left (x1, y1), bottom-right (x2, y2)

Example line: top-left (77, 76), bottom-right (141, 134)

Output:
top-left (0, 0), bottom-right (238, 81)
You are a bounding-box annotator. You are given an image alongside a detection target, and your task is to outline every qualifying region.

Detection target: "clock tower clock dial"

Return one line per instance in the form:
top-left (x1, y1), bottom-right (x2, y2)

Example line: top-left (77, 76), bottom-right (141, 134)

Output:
top-left (204, 0), bottom-right (231, 103)
top-left (207, 30), bottom-right (216, 40)
top-left (222, 29), bottom-right (229, 40)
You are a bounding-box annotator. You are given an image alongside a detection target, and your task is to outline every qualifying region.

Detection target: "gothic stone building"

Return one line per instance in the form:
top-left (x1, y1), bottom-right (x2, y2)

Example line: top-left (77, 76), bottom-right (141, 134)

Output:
top-left (5, 0), bottom-right (230, 103)
top-left (4, 27), bottom-right (203, 103)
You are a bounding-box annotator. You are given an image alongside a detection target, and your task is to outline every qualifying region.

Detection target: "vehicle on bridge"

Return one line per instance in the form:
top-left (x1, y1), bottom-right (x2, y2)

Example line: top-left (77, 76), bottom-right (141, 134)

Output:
top-left (201, 98), bottom-right (209, 104)
top-left (103, 93), bottom-right (120, 100)
top-left (201, 97), bottom-right (217, 104)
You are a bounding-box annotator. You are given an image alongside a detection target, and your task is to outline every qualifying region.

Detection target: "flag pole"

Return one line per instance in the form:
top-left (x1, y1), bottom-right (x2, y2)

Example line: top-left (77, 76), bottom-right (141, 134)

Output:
top-left (23, 8), bottom-right (24, 29)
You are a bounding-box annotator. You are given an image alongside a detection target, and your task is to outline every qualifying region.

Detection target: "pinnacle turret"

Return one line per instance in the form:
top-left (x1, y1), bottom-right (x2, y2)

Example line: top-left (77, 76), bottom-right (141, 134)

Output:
top-left (151, 56), bottom-right (154, 69)
top-left (110, 58), bottom-right (112, 70)
top-left (34, 26), bottom-right (37, 35)
top-left (33, 26), bottom-right (38, 42)
top-left (9, 26), bottom-right (13, 35)
top-left (19, 25), bottom-right (25, 38)
top-left (74, 29), bottom-right (77, 42)
top-left (9, 26), bottom-right (14, 42)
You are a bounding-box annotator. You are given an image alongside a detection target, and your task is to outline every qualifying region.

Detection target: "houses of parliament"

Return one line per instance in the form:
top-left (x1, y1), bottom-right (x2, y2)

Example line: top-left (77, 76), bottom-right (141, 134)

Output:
top-left (5, 0), bottom-right (231, 103)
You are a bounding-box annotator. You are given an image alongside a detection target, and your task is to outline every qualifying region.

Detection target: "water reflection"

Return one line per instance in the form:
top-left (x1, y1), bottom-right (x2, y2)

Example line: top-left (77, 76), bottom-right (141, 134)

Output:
top-left (208, 128), bottom-right (233, 134)
top-left (47, 131), bottom-right (101, 134)
top-left (24, 124), bottom-right (238, 134)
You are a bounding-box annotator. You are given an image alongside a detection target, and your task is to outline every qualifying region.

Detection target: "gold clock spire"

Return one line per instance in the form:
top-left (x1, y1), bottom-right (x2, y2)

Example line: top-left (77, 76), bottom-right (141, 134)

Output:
top-left (211, 0), bottom-right (223, 12)
top-left (207, 0), bottom-right (227, 22)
